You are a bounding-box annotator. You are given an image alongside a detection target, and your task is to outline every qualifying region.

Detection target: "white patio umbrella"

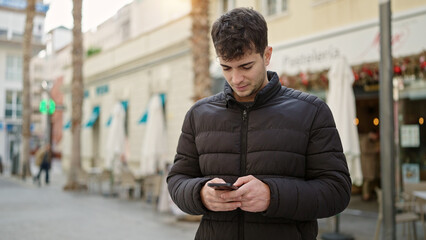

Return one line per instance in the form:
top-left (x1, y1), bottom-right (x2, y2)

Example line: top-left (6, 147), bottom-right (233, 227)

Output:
top-left (327, 56), bottom-right (362, 186)
top-left (105, 102), bottom-right (126, 172)
top-left (139, 94), bottom-right (168, 176)
top-left (322, 56), bottom-right (362, 240)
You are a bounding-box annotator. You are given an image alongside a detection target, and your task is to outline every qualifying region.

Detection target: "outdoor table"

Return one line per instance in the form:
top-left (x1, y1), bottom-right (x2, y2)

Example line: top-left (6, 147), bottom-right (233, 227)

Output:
top-left (412, 190), bottom-right (426, 239)
top-left (87, 167), bottom-right (103, 193)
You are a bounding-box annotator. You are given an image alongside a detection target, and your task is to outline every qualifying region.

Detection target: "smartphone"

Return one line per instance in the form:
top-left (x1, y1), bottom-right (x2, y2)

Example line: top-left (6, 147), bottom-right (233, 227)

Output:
top-left (207, 182), bottom-right (238, 191)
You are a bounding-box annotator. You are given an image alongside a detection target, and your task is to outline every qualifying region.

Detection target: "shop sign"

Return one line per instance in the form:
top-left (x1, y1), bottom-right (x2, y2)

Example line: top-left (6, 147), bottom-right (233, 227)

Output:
top-left (270, 8), bottom-right (426, 75)
top-left (402, 163), bottom-right (420, 183)
top-left (400, 124), bottom-right (420, 148)
top-left (96, 85), bottom-right (109, 96)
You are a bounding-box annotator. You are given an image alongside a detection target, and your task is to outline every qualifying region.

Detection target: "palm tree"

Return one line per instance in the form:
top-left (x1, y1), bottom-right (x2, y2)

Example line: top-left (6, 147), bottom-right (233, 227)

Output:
top-left (64, 0), bottom-right (85, 190)
top-left (21, 0), bottom-right (36, 180)
top-left (191, 0), bottom-right (211, 101)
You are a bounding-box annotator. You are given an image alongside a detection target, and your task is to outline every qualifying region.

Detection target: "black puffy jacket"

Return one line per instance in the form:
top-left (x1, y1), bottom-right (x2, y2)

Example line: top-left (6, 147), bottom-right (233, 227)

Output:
top-left (167, 71), bottom-right (351, 240)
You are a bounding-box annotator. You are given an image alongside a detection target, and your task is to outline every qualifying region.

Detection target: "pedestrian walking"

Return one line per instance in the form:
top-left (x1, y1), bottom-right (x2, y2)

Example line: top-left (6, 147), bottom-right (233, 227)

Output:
top-left (33, 144), bottom-right (52, 185)
top-left (167, 7), bottom-right (351, 240)
top-left (360, 130), bottom-right (380, 201)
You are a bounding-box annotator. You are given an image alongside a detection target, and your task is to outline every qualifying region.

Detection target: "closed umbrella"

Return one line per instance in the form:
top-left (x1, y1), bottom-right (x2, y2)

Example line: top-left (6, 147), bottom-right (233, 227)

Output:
top-left (103, 102), bottom-right (126, 196)
top-left (139, 94), bottom-right (168, 176)
top-left (327, 56), bottom-right (362, 186)
top-left (322, 56), bottom-right (361, 240)
top-left (105, 102), bottom-right (126, 172)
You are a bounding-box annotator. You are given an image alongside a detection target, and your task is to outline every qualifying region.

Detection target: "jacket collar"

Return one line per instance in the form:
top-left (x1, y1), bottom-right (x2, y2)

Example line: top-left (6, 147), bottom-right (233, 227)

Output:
top-left (224, 71), bottom-right (281, 108)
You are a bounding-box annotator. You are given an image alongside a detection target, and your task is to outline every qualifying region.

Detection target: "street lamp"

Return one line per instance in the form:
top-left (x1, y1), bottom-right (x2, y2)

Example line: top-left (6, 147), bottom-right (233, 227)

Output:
top-left (40, 80), bottom-right (54, 149)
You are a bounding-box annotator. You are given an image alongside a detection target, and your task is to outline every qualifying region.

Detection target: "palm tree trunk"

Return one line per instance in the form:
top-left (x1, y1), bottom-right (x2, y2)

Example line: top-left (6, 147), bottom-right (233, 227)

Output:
top-left (64, 0), bottom-right (85, 190)
top-left (21, 0), bottom-right (36, 180)
top-left (191, 0), bottom-right (211, 101)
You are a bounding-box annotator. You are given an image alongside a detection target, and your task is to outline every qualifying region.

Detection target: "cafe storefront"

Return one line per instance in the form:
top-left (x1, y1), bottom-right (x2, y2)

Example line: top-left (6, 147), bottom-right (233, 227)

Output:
top-left (269, 7), bottom-right (426, 181)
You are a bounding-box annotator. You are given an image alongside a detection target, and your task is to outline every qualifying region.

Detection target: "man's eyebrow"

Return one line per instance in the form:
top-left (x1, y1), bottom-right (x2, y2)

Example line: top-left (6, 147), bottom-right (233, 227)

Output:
top-left (220, 61), bottom-right (255, 68)
top-left (239, 61), bottom-right (254, 67)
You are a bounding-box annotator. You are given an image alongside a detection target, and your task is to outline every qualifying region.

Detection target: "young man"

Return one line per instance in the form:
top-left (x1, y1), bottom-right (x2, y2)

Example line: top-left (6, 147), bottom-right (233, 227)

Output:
top-left (167, 7), bottom-right (351, 240)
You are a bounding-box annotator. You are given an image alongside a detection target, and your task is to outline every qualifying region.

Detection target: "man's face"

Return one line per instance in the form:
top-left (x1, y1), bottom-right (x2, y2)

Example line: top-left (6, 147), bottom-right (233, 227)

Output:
top-left (219, 47), bottom-right (272, 102)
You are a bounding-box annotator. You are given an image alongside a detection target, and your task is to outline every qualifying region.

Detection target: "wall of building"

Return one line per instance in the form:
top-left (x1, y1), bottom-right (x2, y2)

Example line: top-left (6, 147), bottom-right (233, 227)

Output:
top-left (84, 4), bottom-right (131, 52)
top-left (130, 0), bottom-right (191, 38)
top-left (209, 0), bottom-right (426, 64)
top-left (61, 14), bottom-right (194, 174)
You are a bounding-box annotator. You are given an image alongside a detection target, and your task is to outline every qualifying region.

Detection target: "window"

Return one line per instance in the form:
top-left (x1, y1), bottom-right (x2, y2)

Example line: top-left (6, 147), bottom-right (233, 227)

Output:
top-left (264, 0), bottom-right (288, 16)
top-left (219, 0), bottom-right (235, 14)
top-left (4, 91), bottom-right (22, 119)
top-left (6, 55), bottom-right (22, 81)
top-left (0, 29), bottom-right (7, 39)
top-left (11, 32), bottom-right (23, 41)
top-left (16, 92), bottom-right (22, 117)
top-left (5, 91), bottom-right (13, 118)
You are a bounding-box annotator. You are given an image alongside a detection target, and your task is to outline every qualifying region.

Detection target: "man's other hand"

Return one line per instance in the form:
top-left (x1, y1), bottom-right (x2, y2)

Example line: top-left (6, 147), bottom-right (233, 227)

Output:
top-left (220, 175), bottom-right (270, 212)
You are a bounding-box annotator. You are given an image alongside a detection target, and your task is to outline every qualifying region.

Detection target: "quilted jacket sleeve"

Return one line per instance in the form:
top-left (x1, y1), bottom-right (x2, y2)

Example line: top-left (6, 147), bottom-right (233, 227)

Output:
top-left (167, 109), bottom-right (210, 215)
top-left (262, 101), bottom-right (352, 221)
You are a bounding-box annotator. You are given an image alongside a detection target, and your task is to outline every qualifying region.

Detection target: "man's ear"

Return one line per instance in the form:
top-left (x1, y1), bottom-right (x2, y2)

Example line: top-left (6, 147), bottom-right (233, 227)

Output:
top-left (264, 46), bottom-right (273, 66)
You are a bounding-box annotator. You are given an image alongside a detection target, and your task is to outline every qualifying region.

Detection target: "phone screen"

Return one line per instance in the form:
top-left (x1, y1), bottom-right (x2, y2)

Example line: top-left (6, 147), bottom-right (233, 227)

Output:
top-left (207, 183), bottom-right (238, 190)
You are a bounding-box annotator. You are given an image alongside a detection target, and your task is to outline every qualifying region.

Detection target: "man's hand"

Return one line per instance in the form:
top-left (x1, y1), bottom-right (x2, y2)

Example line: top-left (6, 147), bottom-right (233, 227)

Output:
top-left (201, 178), bottom-right (241, 212)
top-left (220, 175), bottom-right (270, 212)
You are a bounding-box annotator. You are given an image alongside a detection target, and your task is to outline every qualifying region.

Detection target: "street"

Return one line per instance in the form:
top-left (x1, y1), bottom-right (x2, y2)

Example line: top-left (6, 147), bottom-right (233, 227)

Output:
top-left (0, 169), bottom-right (424, 240)
top-left (0, 174), bottom-right (198, 240)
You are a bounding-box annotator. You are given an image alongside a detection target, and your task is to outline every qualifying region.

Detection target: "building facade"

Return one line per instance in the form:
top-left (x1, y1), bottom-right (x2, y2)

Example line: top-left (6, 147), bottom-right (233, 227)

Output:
top-left (60, 0), bottom-right (193, 175)
top-left (0, 0), bottom-right (48, 172)
top-left (56, 0), bottom-right (426, 181)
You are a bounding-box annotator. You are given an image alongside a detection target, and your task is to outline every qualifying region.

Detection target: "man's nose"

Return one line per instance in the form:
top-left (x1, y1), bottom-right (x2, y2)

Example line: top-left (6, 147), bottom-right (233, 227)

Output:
top-left (232, 70), bottom-right (244, 84)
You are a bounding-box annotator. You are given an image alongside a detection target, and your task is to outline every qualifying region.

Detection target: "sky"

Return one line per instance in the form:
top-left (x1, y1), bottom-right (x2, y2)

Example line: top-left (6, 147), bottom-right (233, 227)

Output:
top-left (43, 0), bottom-right (134, 33)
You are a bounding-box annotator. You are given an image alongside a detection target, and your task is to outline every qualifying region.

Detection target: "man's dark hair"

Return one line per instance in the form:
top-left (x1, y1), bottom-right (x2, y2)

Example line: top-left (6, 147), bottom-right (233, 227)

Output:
top-left (211, 7), bottom-right (268, 61)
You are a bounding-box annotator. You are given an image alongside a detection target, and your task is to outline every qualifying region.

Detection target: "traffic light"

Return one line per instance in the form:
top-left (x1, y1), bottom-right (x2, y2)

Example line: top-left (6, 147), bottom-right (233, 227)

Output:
top-left (39, 99), bottom-right (56, 115)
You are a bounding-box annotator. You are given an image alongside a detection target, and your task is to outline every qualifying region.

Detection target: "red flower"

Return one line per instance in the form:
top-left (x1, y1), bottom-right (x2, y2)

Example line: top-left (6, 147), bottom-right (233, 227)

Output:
top-left (300, 72), bottom-right (309, 86)
top-left (362, 66), bottom-right (373, 77)
top-left (353, 70), bottom-right (359, 81)
top-left (394, 65), bottom-right (402, 75)
top-left (320, 74), bottom-right (328, 84)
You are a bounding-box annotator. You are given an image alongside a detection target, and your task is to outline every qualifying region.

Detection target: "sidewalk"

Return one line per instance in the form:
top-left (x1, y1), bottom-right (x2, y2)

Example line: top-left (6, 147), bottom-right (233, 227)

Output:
top-left (0, 170), bottom-right (198, 240)
top-left (0, 165), bottom-right (423, 240)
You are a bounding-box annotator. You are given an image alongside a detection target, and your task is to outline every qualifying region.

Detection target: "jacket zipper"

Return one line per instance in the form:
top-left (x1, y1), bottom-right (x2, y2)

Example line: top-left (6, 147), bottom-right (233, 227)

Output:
top-left (239, 108), bottom-right (249, 240)
top-left (241, 109), bottom-right (248, 176)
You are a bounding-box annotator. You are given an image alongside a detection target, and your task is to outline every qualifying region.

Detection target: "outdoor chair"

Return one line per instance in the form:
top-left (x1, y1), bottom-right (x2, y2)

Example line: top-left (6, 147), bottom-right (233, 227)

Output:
top-left (76, 168), bottom-right (89, 189)
top-left (141, 174), bottom-right (162, 205)
top-left (375, 187), bottom-right (420, 240)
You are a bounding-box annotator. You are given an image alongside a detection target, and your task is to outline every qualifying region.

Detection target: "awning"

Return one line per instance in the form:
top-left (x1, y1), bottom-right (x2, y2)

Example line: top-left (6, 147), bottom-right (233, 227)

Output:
top-left (106, 101), bottom-right (128, 127)
top-left (106, 116), bottom-right (113, 127)
top-left (85, 106), bottom-right (100, 128)
top-left (121, 100), bottom-right (128, 111)
top-left (139, 94), bottom-right (166, 124)
top-left (63, 120), bottom-right (71, 130)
